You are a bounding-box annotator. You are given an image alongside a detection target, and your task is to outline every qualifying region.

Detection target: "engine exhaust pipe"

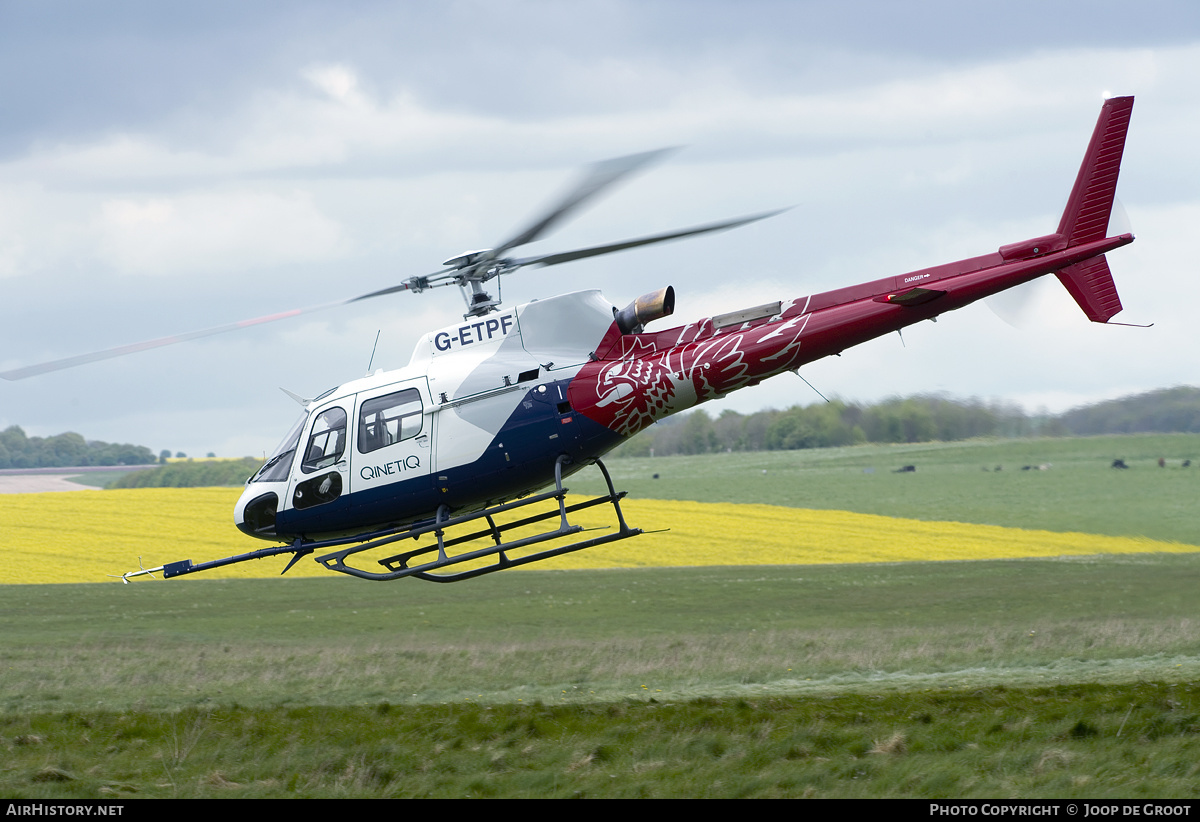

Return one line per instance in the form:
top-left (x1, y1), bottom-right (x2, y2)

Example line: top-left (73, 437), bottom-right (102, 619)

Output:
top-left (615, 286), bottom-right (675, 334)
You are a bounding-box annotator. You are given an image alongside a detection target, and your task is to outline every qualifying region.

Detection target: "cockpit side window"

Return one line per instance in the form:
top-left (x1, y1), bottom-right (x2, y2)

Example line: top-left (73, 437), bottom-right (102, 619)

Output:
top-left (301, 406), bottom-right (347, 473)
top-left (358, 389), bottom-right (423, 454)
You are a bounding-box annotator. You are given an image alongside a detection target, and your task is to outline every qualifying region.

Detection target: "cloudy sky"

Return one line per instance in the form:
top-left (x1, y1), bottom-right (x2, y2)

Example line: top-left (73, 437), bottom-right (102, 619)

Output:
top-left (2, 0), bottom-right (1198, 458)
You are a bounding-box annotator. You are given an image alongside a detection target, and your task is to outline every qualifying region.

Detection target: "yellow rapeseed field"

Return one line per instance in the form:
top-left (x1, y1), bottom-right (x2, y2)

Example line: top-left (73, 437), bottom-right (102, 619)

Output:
top-left (1, 487), bottom-right (1195, 584)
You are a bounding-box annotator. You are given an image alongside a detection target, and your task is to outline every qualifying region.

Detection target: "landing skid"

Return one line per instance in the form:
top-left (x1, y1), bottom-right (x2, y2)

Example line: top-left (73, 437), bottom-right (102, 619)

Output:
top-left (115, 457), bottom-right (642, 583)
top-left (316, 456), bottom-right (641, 582)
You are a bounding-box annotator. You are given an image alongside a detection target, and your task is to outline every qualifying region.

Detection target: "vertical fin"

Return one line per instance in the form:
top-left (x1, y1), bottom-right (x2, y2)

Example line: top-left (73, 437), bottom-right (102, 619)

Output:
top-left (1056, 96), bottom-right (1134, 246)
top-left (1054, 96), bottom-right (1133, 323)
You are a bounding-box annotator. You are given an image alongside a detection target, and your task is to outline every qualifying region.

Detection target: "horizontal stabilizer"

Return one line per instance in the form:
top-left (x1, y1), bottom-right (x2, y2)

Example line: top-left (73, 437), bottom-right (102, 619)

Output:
top-left (878, 287), bottom-right (946, 307)
top-left (1056, 255), bottom-right (1122, 323)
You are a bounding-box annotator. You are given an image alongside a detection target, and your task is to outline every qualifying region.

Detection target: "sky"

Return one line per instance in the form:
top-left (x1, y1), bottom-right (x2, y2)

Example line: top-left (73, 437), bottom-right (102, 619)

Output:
top-left (1, 0), bottom-right (1198, 459)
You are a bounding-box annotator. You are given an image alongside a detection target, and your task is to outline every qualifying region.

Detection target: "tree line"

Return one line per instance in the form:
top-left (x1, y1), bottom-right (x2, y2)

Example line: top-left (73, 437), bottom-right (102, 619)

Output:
top-left (0, 426), bottom-right (156, 469)
top-left (612, 386), bottom-right (1200, 457)
top-left (107, 457), bottom-right (261, 488)
top-left (5, 386), bottom-right (1197, 469)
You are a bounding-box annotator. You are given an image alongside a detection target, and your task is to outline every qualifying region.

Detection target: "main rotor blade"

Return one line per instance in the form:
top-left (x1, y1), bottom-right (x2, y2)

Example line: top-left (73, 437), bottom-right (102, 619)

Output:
top-left (512, 209), bottom-right (788, 269)
top-left (491, 147), bottom-right (677, 258)
top-left (1, 279), bottom-right (420, 381)
top-left (350, 266), bottom-right (458, 300)
top-left (1, 265), bottom-right (478, 381)
top-left (0, 304), bottom-right (343, 381)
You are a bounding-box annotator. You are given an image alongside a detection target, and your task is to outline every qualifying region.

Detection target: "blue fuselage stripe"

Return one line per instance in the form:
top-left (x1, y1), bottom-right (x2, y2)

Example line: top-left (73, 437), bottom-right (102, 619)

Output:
top-left (273, 379), bottom-right (623, 538)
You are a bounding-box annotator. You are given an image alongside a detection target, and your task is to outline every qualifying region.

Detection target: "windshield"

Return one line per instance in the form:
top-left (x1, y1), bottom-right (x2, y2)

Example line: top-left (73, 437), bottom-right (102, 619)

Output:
top-left (251, 412), bottom-right (308, 483)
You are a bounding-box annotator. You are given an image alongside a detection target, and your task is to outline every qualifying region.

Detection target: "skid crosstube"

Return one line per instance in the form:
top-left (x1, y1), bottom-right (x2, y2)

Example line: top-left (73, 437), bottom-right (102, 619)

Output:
top-left (314, 457), bottom-right (642, 582)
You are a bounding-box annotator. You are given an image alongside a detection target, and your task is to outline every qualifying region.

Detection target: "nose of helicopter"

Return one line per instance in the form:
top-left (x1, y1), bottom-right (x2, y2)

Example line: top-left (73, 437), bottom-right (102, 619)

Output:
top-left (235, 483), bottom-right (281, 540)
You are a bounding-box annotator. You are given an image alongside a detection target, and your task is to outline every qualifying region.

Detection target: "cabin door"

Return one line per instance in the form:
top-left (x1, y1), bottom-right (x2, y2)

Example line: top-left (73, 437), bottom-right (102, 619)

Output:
top-left (348, 379), bottom-right (434, 505)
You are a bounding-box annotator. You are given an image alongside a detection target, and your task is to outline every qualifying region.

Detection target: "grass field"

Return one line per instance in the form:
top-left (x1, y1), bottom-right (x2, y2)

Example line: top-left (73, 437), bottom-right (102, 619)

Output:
top-left (3, 560), bottom-right (1199, 798)
top-left (4, 682), bottom-right (1198, 798)
top-left (572, 432), bottom-right (1200, 544)
top-left (2, 433), bottom-right (1198, 797)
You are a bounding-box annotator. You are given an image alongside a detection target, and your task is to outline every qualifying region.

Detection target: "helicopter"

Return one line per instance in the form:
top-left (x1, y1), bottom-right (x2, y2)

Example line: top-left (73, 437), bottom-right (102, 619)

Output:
top-left (3, 96), bottom-right (1137, 583)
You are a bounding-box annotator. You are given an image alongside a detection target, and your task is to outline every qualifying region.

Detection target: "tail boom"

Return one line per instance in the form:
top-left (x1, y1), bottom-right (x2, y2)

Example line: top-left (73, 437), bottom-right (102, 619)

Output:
top-left (567, 98), bottom-right (1139, 437)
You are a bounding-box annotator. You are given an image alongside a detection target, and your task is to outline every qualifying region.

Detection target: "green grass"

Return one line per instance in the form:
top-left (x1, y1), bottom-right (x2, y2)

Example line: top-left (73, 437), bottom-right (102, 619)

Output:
top-left (4, 683), bottom-right (1198, 798)
top-left (62, 469), bottom-right (148, 488)
top-left (575, 433), bottom-right (1200, 544)
top-left (3, 556), bottom-right (1198, 713)
top-left (105, 457), bottom-right (260, 488)
top-left (3, 433), bottom-right (1199, 797)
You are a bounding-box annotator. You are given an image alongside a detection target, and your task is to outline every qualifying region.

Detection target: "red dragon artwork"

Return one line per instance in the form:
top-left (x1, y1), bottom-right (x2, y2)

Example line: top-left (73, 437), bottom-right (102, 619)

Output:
top-left (571, 297), bottom-right (812, 436)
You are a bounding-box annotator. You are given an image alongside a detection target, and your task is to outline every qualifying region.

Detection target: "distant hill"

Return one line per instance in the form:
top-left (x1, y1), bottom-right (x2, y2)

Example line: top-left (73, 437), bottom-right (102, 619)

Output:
top-left (613, 386), bottom-right (1200, 457)
top-left (1055, 386), bottom-right (1200, 435)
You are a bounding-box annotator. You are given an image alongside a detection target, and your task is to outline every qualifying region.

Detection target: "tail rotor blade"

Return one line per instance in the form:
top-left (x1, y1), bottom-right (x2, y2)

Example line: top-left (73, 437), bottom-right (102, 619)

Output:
top-left (986, 278), bottom-right (1048, 329)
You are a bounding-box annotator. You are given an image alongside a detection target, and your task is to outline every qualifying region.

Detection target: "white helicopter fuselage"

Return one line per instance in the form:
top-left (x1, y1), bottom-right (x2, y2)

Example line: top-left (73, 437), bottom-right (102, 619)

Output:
top-left (235, 290), bottom-right (629, 541)
top-left (222, 96), bottom-right (1140, 568)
